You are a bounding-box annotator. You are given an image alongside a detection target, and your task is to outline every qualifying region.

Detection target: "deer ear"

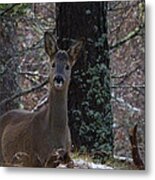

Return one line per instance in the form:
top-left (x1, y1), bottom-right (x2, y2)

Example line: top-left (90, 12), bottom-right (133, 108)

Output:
top-left (67, 38), bottom-right (85, 66)
top-left (44, 32), bottom-right (58, 57)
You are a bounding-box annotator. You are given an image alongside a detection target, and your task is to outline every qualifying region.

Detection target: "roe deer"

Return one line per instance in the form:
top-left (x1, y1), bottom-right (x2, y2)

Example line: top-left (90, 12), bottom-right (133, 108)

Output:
top-left (0, 32), bottom-right (84, 167)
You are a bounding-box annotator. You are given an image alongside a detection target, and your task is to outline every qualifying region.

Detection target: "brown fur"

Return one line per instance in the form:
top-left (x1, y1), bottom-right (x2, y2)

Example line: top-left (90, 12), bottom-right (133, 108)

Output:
top-left (0, 32), bottom-right (84, 167)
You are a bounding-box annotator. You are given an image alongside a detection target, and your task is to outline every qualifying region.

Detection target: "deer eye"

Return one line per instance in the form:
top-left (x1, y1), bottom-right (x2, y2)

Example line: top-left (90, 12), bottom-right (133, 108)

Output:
top-left (65, 64), bottom-right (70, 70)
top-left (52, 62), bottom-right (55, 68)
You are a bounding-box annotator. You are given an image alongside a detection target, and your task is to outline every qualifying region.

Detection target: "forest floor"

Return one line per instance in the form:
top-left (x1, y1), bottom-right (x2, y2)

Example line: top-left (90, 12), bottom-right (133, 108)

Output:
top-left (58, 158), bottom-right (137, 170)
top-left (57, 153), bottom-right (139, 170)
top-left (0, 152), bottom-right (140, 170)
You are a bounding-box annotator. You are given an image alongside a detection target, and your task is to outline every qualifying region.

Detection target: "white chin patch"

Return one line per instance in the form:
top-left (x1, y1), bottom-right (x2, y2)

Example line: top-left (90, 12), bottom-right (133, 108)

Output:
top-left (54, 81), bottom-right (63, 88)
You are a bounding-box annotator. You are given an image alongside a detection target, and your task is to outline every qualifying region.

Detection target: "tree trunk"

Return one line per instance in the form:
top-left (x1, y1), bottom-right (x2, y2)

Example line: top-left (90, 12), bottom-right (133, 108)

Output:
top-left (0, 16), bottom-right (20, 115)
top-left (56, 2), bottom-right (113, 162)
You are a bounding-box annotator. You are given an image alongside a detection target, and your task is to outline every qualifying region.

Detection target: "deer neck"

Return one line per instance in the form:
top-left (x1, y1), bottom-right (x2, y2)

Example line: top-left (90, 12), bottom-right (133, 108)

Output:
top-left (47, 87), bottom-right (68, 130)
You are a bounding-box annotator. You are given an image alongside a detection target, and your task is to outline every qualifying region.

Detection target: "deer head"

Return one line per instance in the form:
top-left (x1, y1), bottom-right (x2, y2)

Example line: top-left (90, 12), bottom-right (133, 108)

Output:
top-left (44, 32), bottom-right (84, 91)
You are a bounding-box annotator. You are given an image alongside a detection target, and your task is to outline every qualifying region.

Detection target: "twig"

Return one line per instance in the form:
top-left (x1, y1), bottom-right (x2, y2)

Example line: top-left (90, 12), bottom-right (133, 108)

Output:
top-left (111, 60), bottom-right (141, 80)
top-left (110, 25), bottom-right (144, 50)
top-left (32, 94), bottom-right (48, 112)
top-left (111, 84), bottom-right (145, 89)
top-left (0, 78), bottom-right (49, 107)
top-left (19, 71), bottom-right (48, 78)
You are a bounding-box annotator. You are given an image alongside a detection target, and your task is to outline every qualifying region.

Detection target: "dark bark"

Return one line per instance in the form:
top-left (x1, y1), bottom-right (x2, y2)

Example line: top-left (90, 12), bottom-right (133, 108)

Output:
top-left (56, 2), bottom-right (113, 161)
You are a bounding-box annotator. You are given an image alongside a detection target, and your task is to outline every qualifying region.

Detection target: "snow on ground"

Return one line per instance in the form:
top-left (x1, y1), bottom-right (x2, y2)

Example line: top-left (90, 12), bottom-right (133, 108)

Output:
top-left (58, 158), bottom-right (113, 169)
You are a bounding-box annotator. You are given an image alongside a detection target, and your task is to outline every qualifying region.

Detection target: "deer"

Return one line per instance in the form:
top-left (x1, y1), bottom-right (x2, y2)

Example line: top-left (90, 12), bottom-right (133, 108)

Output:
top-left (0, 32), bottom-right (84, 167)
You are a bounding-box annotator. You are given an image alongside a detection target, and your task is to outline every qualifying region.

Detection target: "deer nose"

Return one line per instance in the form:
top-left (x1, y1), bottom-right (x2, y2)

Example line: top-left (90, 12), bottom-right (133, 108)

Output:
top-left (53, 75), bottom-right (64, 86)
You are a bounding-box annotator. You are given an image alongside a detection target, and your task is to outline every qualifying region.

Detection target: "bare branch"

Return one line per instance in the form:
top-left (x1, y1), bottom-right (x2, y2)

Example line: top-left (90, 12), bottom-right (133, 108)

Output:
top-left (110, 25), bottom-right (144, 50)
top-left (111, 60), bottom-right (144, 86)
top-left (111, 84), bottom-right (145, 89)
top-left (0, 78), bottom-right (49, 107)
top-left (19, 71), bottom-right (48, 78)
top-left (32, 94), bottom-right (48, 112)
top-left (111, 72), bottom-right (127, 79)
top-left (111, 84), bottom-right (145, 96)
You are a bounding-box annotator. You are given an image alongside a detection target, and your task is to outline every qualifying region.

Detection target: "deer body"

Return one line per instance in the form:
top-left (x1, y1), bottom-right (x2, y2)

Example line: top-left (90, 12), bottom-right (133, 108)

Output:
top-left (0, 32), bottom-right (84, 167)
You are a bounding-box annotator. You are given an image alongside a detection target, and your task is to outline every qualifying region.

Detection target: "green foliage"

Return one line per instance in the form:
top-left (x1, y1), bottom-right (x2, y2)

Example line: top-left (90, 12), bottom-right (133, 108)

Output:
top-left (0, 3), bottom-right (32, 16)
top-left (95, 34), bottom-right (107, 48)
top-left (11, 4), bottom-right (32, 16)
top-left (69, 53), bottom-right (113, 163)
top-left (0, 4), bottom-right (9, 10)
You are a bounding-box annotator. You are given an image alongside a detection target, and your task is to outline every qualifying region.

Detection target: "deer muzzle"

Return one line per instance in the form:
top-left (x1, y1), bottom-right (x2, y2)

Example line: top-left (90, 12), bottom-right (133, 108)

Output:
top-left (53, 75), bottom-right (65, 89)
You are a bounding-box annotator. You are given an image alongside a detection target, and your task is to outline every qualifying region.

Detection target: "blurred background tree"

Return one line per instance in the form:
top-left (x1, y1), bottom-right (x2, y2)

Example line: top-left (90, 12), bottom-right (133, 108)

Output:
top-left (0, 4), bottom-right (21, 114)
top-left (108, 0), bottom-right (145, 163)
